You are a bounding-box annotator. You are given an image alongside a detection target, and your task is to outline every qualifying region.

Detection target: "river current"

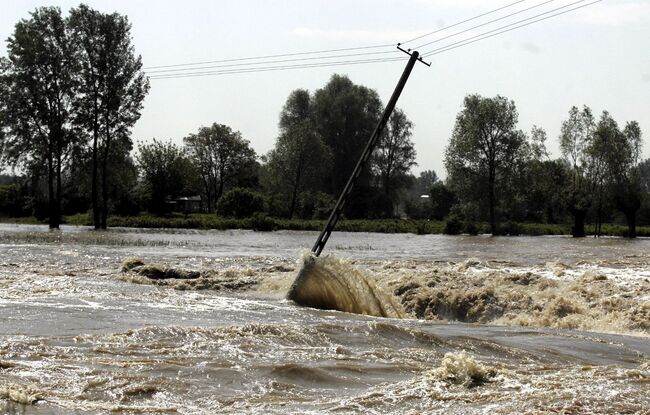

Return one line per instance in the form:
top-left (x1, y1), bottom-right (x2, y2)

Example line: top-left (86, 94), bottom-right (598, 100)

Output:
top-left (0, 224), bottom-right (648, 414)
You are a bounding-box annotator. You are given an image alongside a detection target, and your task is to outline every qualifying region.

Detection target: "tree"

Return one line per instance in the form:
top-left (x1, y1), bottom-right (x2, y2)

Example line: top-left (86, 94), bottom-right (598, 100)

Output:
top-left (68, 5), bottom-right (148, 229)
top-left (593, 115), bottom-right (643, 237)
top-left (638, 158), bottom-right (650, 226)
top-left (414, 170), bottom-right (438, 196)
top-left (429, 181), bottom-right (456, 220)
top-left (264, 89), bottom-right (330, 218)
top-left (136, 139), bottom-right (196, 214)
top-left (0, 7), bottom-right (78, 228)
top-left (444, 94), bottom-right (527, 234)
top-left (311, 74), bottom-right (382, 217)
top-left (184, 123), bottom-right (257, 213)
top-left (559, 105), bottom-right (596, 237)
top-left (373, 108), bottom-right (417, 215)
top-left (217, 187), bottom-right (265, 218)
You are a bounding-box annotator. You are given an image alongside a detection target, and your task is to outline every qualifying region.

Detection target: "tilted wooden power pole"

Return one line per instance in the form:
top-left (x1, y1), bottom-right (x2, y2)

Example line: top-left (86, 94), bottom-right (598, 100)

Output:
top-left (310, 46), bottom-right (429, 256)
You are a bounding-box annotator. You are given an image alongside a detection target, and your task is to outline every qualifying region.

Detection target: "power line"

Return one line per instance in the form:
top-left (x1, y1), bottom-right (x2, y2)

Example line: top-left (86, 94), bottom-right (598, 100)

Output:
top-left (143, 44), bottom-right (394, 70)
top-left (421, 0), bottom-right (601, 57)
top-left (144, 0), bottom-right (537, 72)
top-left (400, 0), bottom-right (530, 44)
top-left (148, 0), bottom-right (601, 80)
top-left (146, 0), bottom-right (554, 75)
top-left (148, 57), bottom-right (406, 79)
top-left (145, 49), bottom-right (400, 75)
top-left (413, 0), bottom-right (558, 50)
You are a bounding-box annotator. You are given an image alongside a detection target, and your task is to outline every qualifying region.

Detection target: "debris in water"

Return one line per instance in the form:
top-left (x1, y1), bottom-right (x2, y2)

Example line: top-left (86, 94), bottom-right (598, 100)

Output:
top-left (287, 253), bottom-right (404, 318)
top-left (118, 259), bottom-right (256, 291)
top-left (429, 351), bottom-right (495, 387)
top-left (0, 384), bottom-right (40, 405)
top-left (121, 257), bottom-right (146, 272)
top-left (127, 262), bottom-right (200, 280)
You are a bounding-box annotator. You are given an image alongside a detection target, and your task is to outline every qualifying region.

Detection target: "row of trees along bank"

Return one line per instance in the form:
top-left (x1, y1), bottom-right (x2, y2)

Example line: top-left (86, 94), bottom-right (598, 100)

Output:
top-left (441, 95), bottom-right (647, 238)
top-left (132, 74), bottom-right (418, 220)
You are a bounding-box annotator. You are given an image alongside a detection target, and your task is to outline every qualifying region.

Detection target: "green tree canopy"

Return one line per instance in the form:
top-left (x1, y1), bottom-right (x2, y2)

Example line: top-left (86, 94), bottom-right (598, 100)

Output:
top-left (0, 6), bottom-right (79, 228)
top-left (68, 4), bottom-right (149, 228)
top-left (136, 139), bottom-right (197, 214)
top-left (264, 89), bottom-right (330, 218)
top-left (184, 123), bottom-right (257, 213)
top-left (558, 105), bottom-right (597, 236)
top-left (311, 74), bottom-right (382, 208)
top-left (444, 94), bottom-right (527, 233)
top-left (373, 107), bottom-right (417, 215)
top-left (591, 113), bottom-right (643, 237)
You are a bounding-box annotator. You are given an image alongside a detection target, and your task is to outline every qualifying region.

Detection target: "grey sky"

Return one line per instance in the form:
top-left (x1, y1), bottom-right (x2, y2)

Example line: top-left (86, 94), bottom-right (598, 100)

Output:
top-left (2, 0), bottom-right (649, 178)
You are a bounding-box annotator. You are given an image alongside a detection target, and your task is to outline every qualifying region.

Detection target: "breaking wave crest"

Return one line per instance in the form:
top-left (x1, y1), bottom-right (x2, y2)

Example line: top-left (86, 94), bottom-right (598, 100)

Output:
top-left (286, 254), bottom-right (404, 318)
top-left (393, 259), bottom-right (650, 336)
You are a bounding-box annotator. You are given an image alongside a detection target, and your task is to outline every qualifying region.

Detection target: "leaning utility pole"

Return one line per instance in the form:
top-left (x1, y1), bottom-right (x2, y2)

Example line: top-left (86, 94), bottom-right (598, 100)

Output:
top-left (310, 46), bottom-right (429, 256)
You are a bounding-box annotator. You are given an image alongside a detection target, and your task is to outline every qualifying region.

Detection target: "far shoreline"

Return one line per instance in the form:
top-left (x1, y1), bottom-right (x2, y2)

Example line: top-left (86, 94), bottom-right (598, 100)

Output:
top-left (1, 213), bottom-right (649, 238)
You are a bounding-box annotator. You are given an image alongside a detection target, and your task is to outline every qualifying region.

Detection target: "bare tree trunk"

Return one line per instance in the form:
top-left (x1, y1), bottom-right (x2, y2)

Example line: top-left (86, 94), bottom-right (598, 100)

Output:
top-left (214, 177), bottom-right (225, 214)
top-left (100, 148), bottom-right (109, 229)
top-left (100, 110), bottom-right (111, 229)
top-left (47, 153), bottom-right (58, 229)
top-left (50, 151), bottom-right (61, 229)
top-left (91, 107), bottom-right (100, 229)
top-left (488, 169), bottom-right (496, 235)
top-left (569, 207), bottom-right (587, 238)
top-left (625, 210), bottom-right (637, 239)
top-left (202, 177), bottom-right (212, 213)
top-left (595, 194), bottom-right (602, 238)
top-left (288, 167), bottom-right (302, 219)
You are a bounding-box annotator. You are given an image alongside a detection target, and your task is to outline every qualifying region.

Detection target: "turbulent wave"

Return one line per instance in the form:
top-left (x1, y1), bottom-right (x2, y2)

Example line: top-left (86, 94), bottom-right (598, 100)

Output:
top-left (392, 258), bottom-right (650, 336)
top-left (287, 254), bottom-right (404, 318)
top-left (118, 258), bottom-right (259, 291)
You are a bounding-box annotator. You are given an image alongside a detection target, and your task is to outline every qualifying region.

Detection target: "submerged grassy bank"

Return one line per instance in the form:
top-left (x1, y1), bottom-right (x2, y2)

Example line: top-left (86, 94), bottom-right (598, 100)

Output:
top-left (2, 213), bottom-right (650, 237)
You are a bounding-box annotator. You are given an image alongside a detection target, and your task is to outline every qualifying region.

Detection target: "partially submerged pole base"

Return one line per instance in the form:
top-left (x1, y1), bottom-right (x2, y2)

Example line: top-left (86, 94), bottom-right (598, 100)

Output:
top-left (287, 254), bottom-right (404, 318)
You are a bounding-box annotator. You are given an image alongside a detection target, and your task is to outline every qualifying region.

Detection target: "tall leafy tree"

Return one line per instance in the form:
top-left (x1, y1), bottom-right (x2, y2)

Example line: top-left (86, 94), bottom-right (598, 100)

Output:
top-left (184, 123), bottom-right (257, 213)
top-left (265, 89), bottom-right (330, 218)
top-left (559, 105), bottom-right (596, 237)
top-left (311, 74), bottom-right (382, 217)
top-left (373, 108), bottom-right (417, 214)
top-left (68, 5), bottom-right (103, 227)
top-left (0, 7), bottom-right (78, 228)
top-left (69, 5), bottom-right (149, 228)
top-left (594, 115), bottom-right (643, 237)
top-left (444, 94), bottom-right (527, 233)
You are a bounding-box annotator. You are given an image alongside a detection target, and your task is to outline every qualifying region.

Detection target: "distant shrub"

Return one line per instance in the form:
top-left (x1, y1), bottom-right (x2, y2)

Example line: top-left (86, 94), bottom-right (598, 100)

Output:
top-left (443, 214), bottom-right (463, 235)
top-left (463, 221), bottom-right (479, 235)
top-left (217, 188), bottom-right (265, 218)
top-left (248, 212), bottom-right (276, 231)
top-left (297, 191), bottom-right (335, 220)
top-left (497, 221), bottom-right (522, 236)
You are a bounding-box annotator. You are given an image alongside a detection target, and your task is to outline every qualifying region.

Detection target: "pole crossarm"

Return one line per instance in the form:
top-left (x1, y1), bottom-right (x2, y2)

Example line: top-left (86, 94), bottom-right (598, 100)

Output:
top-left (397, 44), bottom-right (432, 66)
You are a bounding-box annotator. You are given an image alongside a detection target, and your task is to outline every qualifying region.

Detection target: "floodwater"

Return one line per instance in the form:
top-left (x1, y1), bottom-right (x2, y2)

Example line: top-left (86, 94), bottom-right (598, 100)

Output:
top-left (0, 223), bottom-right (648, 414)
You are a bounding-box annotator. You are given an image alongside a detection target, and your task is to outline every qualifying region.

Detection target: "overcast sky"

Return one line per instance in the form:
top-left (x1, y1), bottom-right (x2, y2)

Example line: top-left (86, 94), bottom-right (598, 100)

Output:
top-left (2, 0), bottom-right (649, 178)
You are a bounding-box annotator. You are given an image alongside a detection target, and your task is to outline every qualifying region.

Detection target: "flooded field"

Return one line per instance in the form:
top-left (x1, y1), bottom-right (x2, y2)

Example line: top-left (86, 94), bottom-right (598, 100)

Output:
top-left (0, 224), bottom-right (649, 414)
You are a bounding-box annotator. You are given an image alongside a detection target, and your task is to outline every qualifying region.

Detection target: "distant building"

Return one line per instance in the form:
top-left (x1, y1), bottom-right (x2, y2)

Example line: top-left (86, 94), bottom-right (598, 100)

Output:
top-left (165, 196), bottom-right (202, 213)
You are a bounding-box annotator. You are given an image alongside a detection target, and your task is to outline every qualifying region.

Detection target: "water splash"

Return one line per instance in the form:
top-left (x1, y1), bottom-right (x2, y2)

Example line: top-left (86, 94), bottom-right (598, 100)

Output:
top-left (287, 253), bottom-right (404, 318)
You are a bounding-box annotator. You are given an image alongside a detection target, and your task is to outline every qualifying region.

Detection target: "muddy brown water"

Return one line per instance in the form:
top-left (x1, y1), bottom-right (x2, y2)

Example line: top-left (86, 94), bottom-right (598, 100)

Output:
top-left (0, 224), bottom-right (649, 414)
